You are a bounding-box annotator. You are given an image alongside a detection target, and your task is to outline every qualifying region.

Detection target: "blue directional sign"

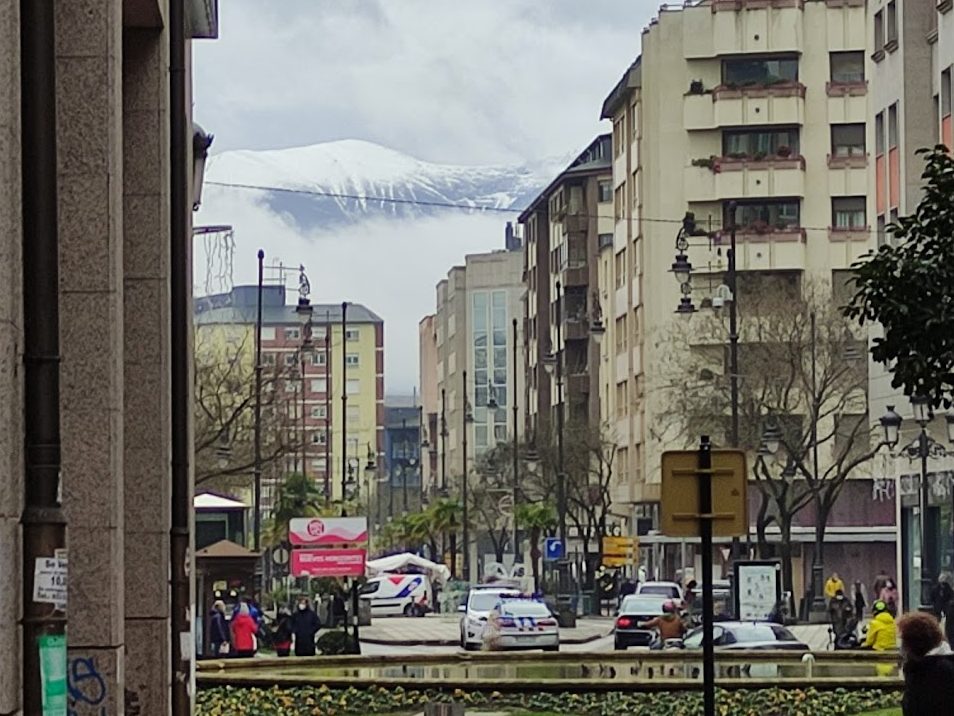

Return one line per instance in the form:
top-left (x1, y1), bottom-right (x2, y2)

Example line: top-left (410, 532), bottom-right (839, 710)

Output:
top-left (544, 537), bottom-right (565, 561)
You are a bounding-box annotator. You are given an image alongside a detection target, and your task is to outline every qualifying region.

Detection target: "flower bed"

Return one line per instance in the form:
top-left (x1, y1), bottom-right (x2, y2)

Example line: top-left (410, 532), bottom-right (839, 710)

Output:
top-left (196, 685), bottom-right (902, 716)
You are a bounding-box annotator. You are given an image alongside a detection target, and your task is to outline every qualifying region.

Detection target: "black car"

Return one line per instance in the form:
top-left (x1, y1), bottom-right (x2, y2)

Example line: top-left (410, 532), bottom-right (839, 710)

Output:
top-left (614, 595), bottom-right (668, 650)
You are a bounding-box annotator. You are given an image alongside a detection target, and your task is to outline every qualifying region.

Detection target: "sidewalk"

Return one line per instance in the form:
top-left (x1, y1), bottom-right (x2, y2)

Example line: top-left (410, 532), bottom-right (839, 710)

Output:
top-left (360, 614), bottom-right (612, 646)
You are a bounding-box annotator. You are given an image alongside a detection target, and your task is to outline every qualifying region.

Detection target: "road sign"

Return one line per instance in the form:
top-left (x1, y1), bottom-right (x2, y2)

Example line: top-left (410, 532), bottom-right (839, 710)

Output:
top-left (291, 548), bottom-right (367, 578)
top-left (288, 516), bottom-right (368, 546)
top-left (660, 449), bottom-right (747, 537)
top-left (543, 537), bottom-right (564, 561)
top-left (272, 546), bottom-right (289, 566)
top-left (601, 536), bottom-right (638, 568)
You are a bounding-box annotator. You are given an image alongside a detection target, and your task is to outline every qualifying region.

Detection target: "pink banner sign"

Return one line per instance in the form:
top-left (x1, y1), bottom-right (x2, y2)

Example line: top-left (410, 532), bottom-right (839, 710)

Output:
top-left (291, 548), bottom-right (367, 578)
top-left (288, 517), bottom-right (368, 546)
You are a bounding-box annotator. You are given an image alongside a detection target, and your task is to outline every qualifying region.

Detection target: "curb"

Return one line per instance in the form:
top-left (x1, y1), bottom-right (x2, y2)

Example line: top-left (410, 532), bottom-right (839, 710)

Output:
top-left (360, 629), bottom-right (612, 648)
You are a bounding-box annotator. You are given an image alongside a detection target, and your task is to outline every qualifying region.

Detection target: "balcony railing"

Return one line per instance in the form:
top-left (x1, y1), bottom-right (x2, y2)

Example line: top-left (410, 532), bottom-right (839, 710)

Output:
top-left (712, 0), bottom-right (803, 10)
top-left (713, 82), bottom-right (807, 100)
top-left (826, 81), bottom-right (867, 97)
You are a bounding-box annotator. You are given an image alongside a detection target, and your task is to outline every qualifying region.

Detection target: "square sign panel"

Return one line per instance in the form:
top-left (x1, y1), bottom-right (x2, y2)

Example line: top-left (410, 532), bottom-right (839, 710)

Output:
top-left (660, 450), bottom-right (748, 537)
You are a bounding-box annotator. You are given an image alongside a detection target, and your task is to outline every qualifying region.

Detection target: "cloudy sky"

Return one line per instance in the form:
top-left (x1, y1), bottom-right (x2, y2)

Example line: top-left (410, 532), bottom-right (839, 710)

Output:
top-left (193, 1), bottom-right (653, 392)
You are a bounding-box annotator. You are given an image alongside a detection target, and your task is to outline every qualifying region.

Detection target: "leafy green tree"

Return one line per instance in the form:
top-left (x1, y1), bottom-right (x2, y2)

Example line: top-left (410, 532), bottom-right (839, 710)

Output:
top-left (428, 498), bottom-right (463, 576)
top-left (515, 502), bottom-right (556, 592)
top-left (845, 146), bottom-right (954, 407)
top-left (263, 472), bottom-right (326, 547)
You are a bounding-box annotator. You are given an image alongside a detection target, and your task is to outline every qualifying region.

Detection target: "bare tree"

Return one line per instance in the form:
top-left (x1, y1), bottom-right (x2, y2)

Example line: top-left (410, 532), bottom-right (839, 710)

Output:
top-left (657, 278), bottom-right (881, 597)
top-left (193, 328), bottom-right (303, 495)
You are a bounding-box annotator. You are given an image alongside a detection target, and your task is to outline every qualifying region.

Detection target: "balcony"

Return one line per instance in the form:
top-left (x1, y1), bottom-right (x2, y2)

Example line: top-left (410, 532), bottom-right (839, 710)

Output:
top-left (685, 155), bottom-right (805, 202)
top-left (564, 316), bottom-right (589, 341)
top-left (693, 228), bottom-right (807, 273)
top-left (684, 84), bottom-right (806, 130)
top-left (826, 83), bottom-right (867, 124)
top-left (827, 154), bottom-right (869, 196)
top-left (682, 1), bottom-right (803, 59)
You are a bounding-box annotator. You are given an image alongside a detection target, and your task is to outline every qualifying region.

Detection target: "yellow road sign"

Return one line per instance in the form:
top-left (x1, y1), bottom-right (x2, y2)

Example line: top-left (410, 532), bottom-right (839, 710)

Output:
top-left (602, 536), bottom-right (636, 558)
top-left (660, 449), bottom-right (748, 538)
top-left (602, 556), bottom-right (637, 568)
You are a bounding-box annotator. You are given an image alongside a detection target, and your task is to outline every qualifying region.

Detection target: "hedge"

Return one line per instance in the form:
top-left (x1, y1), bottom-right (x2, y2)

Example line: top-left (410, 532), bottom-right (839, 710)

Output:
top-left (196, 685), bottom-right (902, 715)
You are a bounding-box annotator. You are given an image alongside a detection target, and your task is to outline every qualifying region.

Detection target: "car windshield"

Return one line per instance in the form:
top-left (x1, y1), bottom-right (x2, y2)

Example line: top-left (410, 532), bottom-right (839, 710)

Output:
top-left (640, 585), bottom-right (678, 597)
top-left (498, 601), bottom-right (550, 618)
top-left (469, 592), bottom-right (517, 612)
top-left (620, 596), bottom-right (666, 614)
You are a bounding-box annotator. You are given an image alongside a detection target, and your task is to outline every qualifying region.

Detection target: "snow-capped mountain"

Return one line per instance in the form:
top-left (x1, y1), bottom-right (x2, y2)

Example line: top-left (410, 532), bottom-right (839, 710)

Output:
top-left (203, 139), bottom-right (563, 231)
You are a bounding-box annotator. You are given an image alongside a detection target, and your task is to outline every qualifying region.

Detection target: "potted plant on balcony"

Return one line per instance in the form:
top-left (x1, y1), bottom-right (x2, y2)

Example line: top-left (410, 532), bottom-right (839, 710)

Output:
top-left (776, 145), bottom-right (792, 158)
top-left (753, 150), bottom-right (768, 162)
top-left (752, 219), bottom-right (770, 235)
top-left (688, 79), bottom-right (705, 95)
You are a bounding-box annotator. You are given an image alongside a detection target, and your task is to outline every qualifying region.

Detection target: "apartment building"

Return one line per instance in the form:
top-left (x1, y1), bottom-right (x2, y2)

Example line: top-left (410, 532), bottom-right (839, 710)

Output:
top-left (600, 0), bottom-right (892, 590)
top-left (867, 0), bottom-right (954, 609)
top-left (429, 236), bottom-right (525, 575)
top-left (195, 286), bottom-right (385, 507)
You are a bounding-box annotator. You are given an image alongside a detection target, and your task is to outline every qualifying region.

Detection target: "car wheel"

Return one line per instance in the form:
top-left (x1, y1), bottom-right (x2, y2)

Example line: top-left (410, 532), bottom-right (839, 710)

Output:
top-left (403, 604), bottom-right (414, 617)
top-left (459, 632), bottom-right (467, 650)
top-left (463, 640), bottom-right (478, 652)
top-left (543, 644), bottom-right (559, 652)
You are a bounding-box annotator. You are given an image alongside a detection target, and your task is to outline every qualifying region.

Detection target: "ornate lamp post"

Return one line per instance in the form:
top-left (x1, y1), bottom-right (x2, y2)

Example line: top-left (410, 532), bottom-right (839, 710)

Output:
top-left (295, 266), bottom-right (313, 479)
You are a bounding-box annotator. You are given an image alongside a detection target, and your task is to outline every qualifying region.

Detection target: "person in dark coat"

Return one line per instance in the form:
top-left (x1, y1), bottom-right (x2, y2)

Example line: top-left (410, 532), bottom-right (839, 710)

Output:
top-left (292, 597), bottom-right (321, 656)
top-left (853, 581), bottom-right (866, 622)
top-left (273, 606), bottom-right (294, 657)
top-left (331, 592), bottom-right (347, 627)
top-left (897, 611), bottom-right (954, 715)
top-left (208, 599), bottom-right (230, 656)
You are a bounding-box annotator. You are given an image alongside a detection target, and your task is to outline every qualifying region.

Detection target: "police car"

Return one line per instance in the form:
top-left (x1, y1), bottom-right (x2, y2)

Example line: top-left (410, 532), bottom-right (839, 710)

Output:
top-left (480, 595), bottom-right (560, 652)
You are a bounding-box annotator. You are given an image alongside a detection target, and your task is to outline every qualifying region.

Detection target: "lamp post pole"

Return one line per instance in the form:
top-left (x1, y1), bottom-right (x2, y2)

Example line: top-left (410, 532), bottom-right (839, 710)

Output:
top-left (253, 249), bottom-right (265, 551)
top-left (918, 426), bottom-right (936, 608)
top-left (512, 317), bottom-right (520, 561)
top-left (403, 418), bottom-right (409, 514)
top-left (340, 301), bottom-right (348, 508)
top-left (462, 369), bottom-right (471, 582)
top-left (441, 389), bottom-right (448, 494)
top-left (324, 310), bottom-right (331, 498)
top-left (555, 282), bottom-right (567, 550)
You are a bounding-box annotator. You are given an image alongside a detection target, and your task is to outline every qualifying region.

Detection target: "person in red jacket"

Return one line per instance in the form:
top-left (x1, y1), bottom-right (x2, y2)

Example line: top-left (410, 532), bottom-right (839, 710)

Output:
top-left (230, 602), bottom-right (258, 658)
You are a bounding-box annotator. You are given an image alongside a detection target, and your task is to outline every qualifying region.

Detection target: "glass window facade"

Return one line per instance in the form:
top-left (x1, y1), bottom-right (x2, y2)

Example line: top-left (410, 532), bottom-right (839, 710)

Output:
top-left (722, 56), bottom-right (798, 86)
top-left (472, 290), bottom-right (509, 451)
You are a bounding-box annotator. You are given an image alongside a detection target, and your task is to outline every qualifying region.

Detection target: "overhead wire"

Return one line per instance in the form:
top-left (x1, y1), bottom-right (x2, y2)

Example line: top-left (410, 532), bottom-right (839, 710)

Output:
top-left (205, 179), bottom-right (884, 241)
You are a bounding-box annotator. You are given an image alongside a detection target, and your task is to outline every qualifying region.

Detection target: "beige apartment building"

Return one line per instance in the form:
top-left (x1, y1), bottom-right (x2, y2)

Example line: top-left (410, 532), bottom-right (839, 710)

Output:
top-left (0, 1), bottom-right (218, 713)
top-left (427, 235), bottom-right (525, 576)
top-left (600, 0), bottom-right (886, 585)
top-left (867, 0), bottom-right (954, 610)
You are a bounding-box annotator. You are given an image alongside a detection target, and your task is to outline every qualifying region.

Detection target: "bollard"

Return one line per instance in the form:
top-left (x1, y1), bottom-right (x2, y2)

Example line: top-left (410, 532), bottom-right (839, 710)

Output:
top-left (424, 703), bottom-right (465, 716)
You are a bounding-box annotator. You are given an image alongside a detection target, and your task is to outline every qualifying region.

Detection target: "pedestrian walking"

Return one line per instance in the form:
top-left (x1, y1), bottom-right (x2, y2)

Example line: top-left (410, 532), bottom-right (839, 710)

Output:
top-left (208, 599), bottom-right (230, 657)
top-left (292, 597), bottom-right (321, 657)
top-left (930, 574), bottom-right (954, 621)
top-left (896, 611), bottom-right (954, 715)
top-left (230, 602), bottom-right (258, 658)
top-left (824, 572), bottom-right (846, 602)
top-left (273, 606), bottom-right (294, 657)
top-left (853, 581), bottom-right (867, 622)
top-left (873, 569), bottom-right (890, 600)
top-left (828, 589), bottom-right (853, 638)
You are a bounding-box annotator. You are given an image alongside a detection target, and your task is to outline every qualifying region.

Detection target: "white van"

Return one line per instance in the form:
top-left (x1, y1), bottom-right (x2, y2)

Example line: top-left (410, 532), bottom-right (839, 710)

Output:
top-left (359, 574), bottom-right (431, 617)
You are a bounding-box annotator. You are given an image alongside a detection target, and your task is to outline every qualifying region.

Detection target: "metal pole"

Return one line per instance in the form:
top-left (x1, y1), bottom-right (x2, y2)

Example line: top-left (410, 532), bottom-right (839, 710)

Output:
top-left (341, 302), bottom-right (348, 506)
top-left (920, 429), bottom-right (934, 608)
top-left (253, 251), bottom-right (264, 550)
top-left (301, 354), bottom-right (307, 480)
top-left (20, 1), bottom-right (67, 708)
top-left (170, 1), bottom-right (192, 710)
top-left (726, 202), bottom-right (743, 565)
top-left (419, 405), bottom-right (426, 509)
top-left (463, 369), bottom-right (471, 582)
top-left (512, 317), bottom-right (520, 561)
top-left (402, 418), bottom-right (409, 514)
top-left (698, 435), bottom-right (716, 716)
top-left (810, 311), bottom-right (825, 610)
top-left (555, 282), bottom-right (567, 548)
top-left (441, 389), bottom-right (447, 492)
top-left (324, 310), bottom-right (331, 499)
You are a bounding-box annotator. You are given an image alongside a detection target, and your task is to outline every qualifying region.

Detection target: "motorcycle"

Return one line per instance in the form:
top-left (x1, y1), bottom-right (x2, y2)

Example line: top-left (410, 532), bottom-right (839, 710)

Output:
top-left (829, 617), bottom-right (861, 650)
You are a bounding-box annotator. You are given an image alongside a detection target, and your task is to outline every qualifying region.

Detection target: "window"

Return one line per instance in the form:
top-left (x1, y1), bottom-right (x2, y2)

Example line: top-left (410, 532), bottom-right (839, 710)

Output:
top-left (311, 458), bottom-right (327, 472)
top-left (943, 68), bottom-right (952, 117)
top-left (597, 180), bottom-right (612, 203)
top-left (727, 201), bottom-right (800, 230)
top-left (311, 378), bottom-right (327, 393)
top-left (876, 215), bottom-right (887, 246)
top-left (832, 197), bottom-right (866, 229)
top-left (260, 326), bottom-right (276, 341)
top-left (598, 233), bottom-right (613, 250)
top-left (830, 52), bottom-right (864, 84)
top-left (886, 1), bottom-right (897, 48)
top-left (347, 406), bottom-right (360, 424)
top-left (722, 56), bottom-right (798, 86)
top-left (346, 353), bottom-right (360, 367)
top-left (614, 249), bottom-right (626, 289)
top-left (615, 381), bottom-right (627, 418)
top-left (615, 316), bottom-right (627, 354)
top-left (311, 405), bottom-right (327, 419)
top-left (722, 127), bottom-right (799, 157)
top-left (311, 432), bottom-right (326, 445)
top-left (284, 381), bottom-right (296, 393)
top-left (888, 103), bottom-right (898, 148)
top-left (873, 11), bottom-right (884, 55)
top-left (285, 327), bottom-right (300, 341)
top-left (831, 124), bottom-right (865, 156)
top-left (313, 325), bottom-right (328, 340)
top-left (345, 328), bottom-right (360, 342)
top-left (614, 186), bottom-right (624, 221)
top-left (346, 379), bottom-right (360, 395)
top-left (262, 353), bottom-right (276, 366)
top-left (311, 352), bottom-right (326, 366)
top-left (283, 353), bottom-right (297, 366)
top-left (875, 112), bottom-right (885, 154)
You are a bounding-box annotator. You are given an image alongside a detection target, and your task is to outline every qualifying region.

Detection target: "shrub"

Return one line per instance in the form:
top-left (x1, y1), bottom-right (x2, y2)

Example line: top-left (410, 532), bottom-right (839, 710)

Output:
top-left (315, 630), bottom-right (358, 655)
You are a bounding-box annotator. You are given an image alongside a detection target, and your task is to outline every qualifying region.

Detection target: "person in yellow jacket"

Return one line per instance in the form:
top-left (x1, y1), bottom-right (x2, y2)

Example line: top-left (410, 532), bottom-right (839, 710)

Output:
top-left (825, 572), bottom-right (846, 601)
top-left (864, 599), bottom-right (898, 651)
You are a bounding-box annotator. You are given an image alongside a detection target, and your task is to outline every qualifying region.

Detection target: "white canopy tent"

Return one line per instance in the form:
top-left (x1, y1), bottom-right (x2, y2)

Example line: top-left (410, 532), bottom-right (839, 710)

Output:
top-left (365, 553), bottom-right (452, 584)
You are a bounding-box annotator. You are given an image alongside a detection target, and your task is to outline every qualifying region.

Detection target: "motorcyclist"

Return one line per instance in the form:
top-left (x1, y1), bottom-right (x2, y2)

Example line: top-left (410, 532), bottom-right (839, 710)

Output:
top-left (828, 589), bottom-right (854, 639)
top-left (863, 599), bottom-right (898, 651)
top-left (639, 599), bottom-right (686, 648)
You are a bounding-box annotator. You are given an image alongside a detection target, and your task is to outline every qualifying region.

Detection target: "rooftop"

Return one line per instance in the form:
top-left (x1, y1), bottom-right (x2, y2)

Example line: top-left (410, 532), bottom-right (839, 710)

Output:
top-left (195, 285), bottom-right (383, 326)
top-left (518, 134), bottom-right (613, 221)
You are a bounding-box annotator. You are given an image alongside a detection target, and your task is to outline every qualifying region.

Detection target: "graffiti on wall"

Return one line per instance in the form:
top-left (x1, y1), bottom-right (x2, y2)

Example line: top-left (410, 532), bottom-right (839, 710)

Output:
top-left (67, 655), bottom-right (107, 716)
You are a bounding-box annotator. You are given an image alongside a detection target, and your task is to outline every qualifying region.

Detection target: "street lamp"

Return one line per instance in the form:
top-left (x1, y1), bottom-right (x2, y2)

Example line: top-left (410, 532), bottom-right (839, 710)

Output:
top-left (296, 266), bottom-right (313, 480)
top-left (880, 400), bottom-right (954, 610)
top-left (761, 421), bottom-right (783, 455)
top-left (192, 123), bottom-right (214, 210)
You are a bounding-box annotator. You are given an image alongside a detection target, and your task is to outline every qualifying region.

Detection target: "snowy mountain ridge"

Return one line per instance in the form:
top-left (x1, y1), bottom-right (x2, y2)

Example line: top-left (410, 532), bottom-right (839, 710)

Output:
top-left (203, 139), bottom-right (564, 230)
